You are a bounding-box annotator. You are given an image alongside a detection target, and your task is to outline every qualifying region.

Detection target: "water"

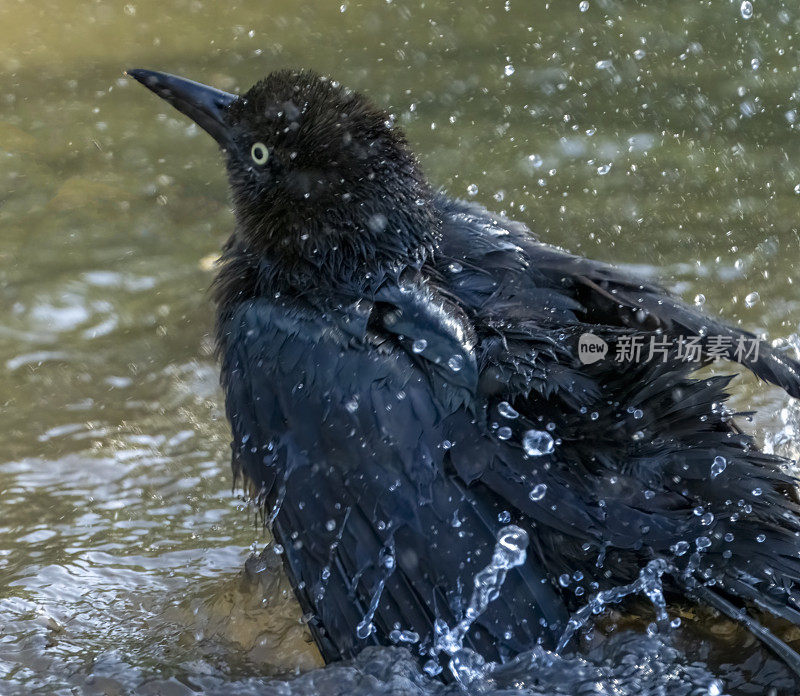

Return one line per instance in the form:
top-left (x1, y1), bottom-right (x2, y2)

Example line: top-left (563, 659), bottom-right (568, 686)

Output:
top-left (430, 526), bottom-right (529, 684)
top-left (556, 559), bottom-right (670, 655)
top-left (2, 0), bottom-right (800, 693)
top-left (522, 430), bottom-right (555, 457)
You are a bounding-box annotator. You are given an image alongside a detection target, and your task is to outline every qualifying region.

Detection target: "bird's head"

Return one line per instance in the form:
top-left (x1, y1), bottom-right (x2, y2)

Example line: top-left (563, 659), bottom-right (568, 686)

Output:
top-left (128, 68), bottom-right (437, 289)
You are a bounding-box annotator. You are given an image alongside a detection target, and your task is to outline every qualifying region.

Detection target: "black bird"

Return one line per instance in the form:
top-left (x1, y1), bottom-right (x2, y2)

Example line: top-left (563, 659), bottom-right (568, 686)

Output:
top-left (129, 68), bottom-right (800, 676)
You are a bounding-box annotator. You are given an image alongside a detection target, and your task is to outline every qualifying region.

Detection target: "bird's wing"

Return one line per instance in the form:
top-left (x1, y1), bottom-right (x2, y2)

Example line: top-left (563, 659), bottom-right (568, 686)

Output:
top-left (368, 268), bottom-right (800, 679)
top-left (435, 195), bottom-right (800, 399)
top-left (220, 297), bottom-right (567, 664)
top-left (430, 195), bottom-right (800, 672)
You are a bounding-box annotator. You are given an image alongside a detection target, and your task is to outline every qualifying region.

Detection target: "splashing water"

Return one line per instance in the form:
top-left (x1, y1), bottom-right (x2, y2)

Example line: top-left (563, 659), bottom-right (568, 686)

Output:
top-left (762, 336), bottom-right (800, 464)
top-left (776, 400), bottom-right (800, 464)
top-left (430, 525), bottom-right (529, 685)
top-left (357, 545), bottom-right (396, 639)
top-left (556, 558), bottom-right (671, 653)
top-left (256, 635), bottom-right (749, 696)
top-left (268, 484), bottom-right (287, 526)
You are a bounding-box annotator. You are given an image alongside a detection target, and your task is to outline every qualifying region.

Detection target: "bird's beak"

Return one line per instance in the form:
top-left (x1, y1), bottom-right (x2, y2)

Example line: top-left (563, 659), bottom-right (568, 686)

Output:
top-left (126, 69), bottom-right (237, 148)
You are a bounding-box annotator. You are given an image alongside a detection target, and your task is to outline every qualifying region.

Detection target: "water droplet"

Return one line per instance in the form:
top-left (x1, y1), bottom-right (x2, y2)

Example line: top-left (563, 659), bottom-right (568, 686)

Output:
top-left (745, 291), bottom-right (760, 307)
top-left (559, 573), bottom-right (571, 587)
top-left (448, 261), bottom-right (463, 273)
top-left (448, 354), bottom-right (464, 371)
top-left (694, 293), bottom-right (706, 306)
top-left (497, 426), bottom-right (512, 440)
top-left (708, 680), bottom-right (724, 696)
top-left (673, 540), bottom-right (690, 556)
top-left (724, 532), bottom-right (734, 542)
top-left (345, 397), bottom-right (359, 413)
top-left (389, 628), bottom-right (418, 643)
top-left (597, 163), bottom-right (611, 175)
top-left (670, 617), bottom-right (682, 628)
top-left (700, 512), bottom-right (714, 526)
top-left (466, 184), bottom-right (478, 196)
top-left (579, 0), bottom-right (589, 11)
top-left (633, 408), bottom-right (643, 419)
top-left (522, 430), bottom-right (554, 457)
top-left (325, 519), bottom-right (336, 532)
top-left (794, 183), bottom-right (800, 195)
top-left (412, 338), bottom-right (427, 353)
top-left (711, 456), bottom-right (727, 478)
top-left (740, 1), bottom-right (753, 19)
top-left (756, 533), bottom-right (766, 543)
top-left (527, 153), bottom-right (543, 168)
top-left (498, 401), bottom-right (519, 419)
top-left (595, 59), bottom-right (613, 70)
top-left (752, 487), bottom-right (762, 496)
top-left (695, 536), bottom-right (711, 550)
top-left (497, 525), bottom-right (528, 563)
top-left (498, 510), bottom-right (511, 523)
top-left (504, 64), bottom-right (515, 76)
top-left (529, 483), bottom-right (547, 501)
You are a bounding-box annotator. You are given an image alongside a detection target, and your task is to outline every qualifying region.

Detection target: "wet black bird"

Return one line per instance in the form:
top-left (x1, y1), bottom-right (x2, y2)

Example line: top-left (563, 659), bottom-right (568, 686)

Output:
top-left (129, 68), bottom-right (800, 675)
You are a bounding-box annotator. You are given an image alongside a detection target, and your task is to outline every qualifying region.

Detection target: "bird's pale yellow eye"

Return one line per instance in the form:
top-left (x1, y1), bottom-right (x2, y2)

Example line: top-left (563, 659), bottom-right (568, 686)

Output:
top-left (250, 142), bottom-right (269, 165)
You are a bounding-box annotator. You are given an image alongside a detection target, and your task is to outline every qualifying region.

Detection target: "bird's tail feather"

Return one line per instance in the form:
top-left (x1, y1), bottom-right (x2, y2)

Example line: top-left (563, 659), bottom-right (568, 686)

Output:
top-left (688, 582), bottom-right (800, 678)
top-left (531, 241), bottom-right (800, 399)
